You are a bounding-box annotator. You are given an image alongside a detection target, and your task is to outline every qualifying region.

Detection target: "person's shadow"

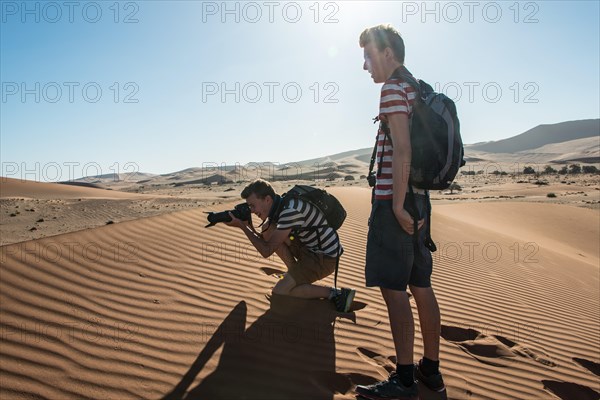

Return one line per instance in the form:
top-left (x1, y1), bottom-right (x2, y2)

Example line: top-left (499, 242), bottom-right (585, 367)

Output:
top-left (162, 294), bottom-right (349, 400)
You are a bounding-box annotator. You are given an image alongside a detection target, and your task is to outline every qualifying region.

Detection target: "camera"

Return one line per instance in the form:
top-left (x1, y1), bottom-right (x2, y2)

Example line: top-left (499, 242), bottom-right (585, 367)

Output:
top-left (205, 202), bottom-right (252, 228)
top-left (367, 172), bottom-right (376, 187)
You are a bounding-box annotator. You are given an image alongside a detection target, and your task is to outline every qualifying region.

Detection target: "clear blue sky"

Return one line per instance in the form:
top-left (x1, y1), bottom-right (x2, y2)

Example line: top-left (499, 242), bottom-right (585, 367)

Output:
top-left (1, 1), bottom-right (599, 180)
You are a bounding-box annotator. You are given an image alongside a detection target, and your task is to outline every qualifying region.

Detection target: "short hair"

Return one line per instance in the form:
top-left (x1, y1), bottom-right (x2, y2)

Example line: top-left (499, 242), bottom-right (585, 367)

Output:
top-left (241, 179), bottom-right (276, 200)
top-left (359, 24), bottom-right (405, 64)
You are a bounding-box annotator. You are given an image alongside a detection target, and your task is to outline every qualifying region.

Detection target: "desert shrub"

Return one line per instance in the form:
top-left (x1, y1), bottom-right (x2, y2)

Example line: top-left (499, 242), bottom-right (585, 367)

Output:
top-left (449, 182), bottom-right (462, 194)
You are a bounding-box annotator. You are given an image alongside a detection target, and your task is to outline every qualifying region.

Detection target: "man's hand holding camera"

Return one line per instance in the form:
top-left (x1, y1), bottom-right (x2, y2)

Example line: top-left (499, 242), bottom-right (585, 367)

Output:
top-left (204, 202), bottom-right (252, 228)
top-left (225, 211), bottom-right (251, 230)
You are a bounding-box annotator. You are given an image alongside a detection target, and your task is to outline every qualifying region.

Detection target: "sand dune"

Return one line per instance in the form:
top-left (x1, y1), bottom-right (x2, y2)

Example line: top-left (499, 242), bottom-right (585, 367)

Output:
top-left (435, 202), bottom-right (599, 266)
top-left (0, 178), bottom-right (212, 246)
top-left (0, 177), bottom-right (147, 200)
top-left (1, 187), bottom-right (599, 399)
top-left (467, 119), bottom-right (599, 154)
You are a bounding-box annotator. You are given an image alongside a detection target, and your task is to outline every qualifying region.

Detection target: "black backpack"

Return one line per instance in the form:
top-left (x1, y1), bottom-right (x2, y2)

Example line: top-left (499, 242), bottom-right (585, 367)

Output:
top-left (369, 66), bottom-right (465, 190)
top-left (400, 68), bottom-right (465, 189)
top-left (275, 185), bottom-right (346, 288)
top-left (282, 185), bottom-right (346, 230)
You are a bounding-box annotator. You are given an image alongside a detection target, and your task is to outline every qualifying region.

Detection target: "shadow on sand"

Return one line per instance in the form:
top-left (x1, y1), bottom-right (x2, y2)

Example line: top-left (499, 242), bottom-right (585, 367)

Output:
top-left (163, 294), bottom-right (350, 400)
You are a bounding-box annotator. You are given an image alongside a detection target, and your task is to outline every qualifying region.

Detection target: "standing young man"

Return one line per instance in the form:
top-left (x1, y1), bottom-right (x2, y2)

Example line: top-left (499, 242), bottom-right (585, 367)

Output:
top-left (355, 25), bottom-right (445, 399)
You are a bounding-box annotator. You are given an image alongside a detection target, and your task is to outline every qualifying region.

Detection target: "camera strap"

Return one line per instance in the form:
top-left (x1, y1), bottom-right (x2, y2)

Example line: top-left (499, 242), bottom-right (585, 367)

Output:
top-left (368, 116), bottom-right (380, 180)
top-left (257, 194), bottom-right (283, 229)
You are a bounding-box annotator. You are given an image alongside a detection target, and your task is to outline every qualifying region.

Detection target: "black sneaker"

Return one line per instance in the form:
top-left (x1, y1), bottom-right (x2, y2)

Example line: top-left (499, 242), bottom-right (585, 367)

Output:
top-left (414, 360), bottom-right (445, 392)
top-left (332, 288), bottom-right (355, 313)
top-left (355, 372), bottom-right (418, 400)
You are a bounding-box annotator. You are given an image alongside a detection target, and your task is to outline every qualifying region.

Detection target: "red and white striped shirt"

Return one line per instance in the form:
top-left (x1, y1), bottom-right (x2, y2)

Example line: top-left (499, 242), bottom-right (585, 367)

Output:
top-left (374, 75), bottom-right (417, 200)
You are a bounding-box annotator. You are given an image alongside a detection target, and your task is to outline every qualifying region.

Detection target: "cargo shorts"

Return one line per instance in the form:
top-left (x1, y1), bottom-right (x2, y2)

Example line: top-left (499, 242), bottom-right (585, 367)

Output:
top-left (365, 194), bottom-right (433, 291)
top-left (287, 240), bottom-right (337, 286)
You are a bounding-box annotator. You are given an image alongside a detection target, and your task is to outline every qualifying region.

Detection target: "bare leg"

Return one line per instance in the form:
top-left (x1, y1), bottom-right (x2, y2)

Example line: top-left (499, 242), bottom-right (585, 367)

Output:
top-left (409, 285), bottom-right (441, 361)
top-left (272, 273), bottom-right (331, 299)
top-left (381, 288), bottom-right (414, 365)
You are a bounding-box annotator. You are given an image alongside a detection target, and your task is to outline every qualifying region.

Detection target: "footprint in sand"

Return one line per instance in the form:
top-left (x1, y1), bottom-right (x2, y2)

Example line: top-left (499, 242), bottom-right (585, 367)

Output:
top-left (356, 347), bottom-right (396, 374)
top-left (493, 334), bottom-right (557, 367)
top-left (310, 370), bottom-right (379, 396)
top-left (573, 357), bottom-right (600, 377)
top-left (441, 325), bottom-right (556, 368)
top-left (542, 380), bottom-right (600, 400)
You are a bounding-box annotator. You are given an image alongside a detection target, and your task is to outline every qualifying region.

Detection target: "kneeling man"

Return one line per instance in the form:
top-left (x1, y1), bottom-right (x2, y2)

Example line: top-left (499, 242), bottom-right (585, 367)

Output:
top-left (225, 179), bottom-right (355, 313)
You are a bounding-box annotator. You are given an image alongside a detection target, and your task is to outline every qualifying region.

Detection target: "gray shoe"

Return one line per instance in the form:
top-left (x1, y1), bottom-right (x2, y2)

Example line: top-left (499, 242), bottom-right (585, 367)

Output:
top-left (332, 287), bottom-right (355, 313)
top-left (415, 360), bottom-right (445, 392)
top-left (355, 371), bottom-right (418, 399)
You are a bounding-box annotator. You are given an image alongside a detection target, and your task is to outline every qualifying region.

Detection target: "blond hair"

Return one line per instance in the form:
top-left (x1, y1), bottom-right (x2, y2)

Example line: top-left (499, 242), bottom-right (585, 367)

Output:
top-left (359, 24), bottom-right (405, 64)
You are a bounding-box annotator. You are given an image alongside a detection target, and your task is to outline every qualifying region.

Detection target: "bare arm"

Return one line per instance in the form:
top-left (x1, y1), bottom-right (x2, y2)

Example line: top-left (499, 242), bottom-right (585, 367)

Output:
top-left (387, 113), bottom-right (424, 234)
top-left (227, 213), bottom-right (291, 258)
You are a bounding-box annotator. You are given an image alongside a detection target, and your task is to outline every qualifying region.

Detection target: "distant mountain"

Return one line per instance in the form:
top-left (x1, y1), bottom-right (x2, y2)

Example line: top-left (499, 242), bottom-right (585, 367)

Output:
top-left (538, 136), bottom-right (599, 164)
top-left (59, 181), bottom-right (107, 189)
top-left (57, 119), bottom-right (598, 189)
top-left (467, 119), bottom-right (599, 153)
top-left (63, 172), bottom-right (157, 183)
top-left (285, 148), bottom-right (372, 167)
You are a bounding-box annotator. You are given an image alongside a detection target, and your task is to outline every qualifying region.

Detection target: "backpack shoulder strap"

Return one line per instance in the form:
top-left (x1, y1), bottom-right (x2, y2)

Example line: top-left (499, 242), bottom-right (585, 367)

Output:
top-left (267, 194), bottom-right (287, 225)
top-left (391, 66), bottom-right (421, 95)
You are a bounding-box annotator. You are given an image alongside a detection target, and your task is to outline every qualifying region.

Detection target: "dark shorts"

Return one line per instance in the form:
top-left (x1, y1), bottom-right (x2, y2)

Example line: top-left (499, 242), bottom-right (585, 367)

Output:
top-left (287, 240), bottom-right (337, 285)
top-left (365, 194), bottom-right (433, 291)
